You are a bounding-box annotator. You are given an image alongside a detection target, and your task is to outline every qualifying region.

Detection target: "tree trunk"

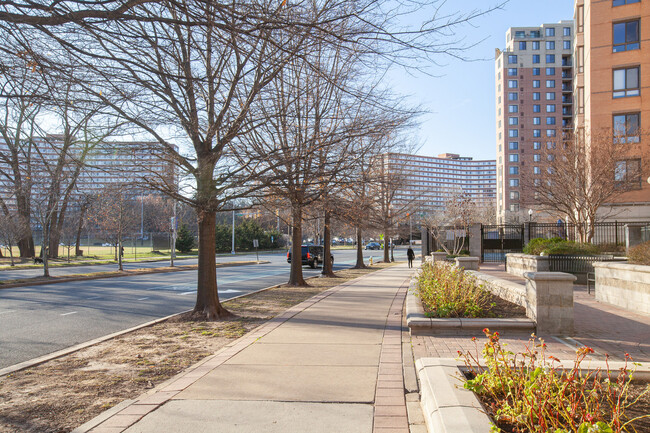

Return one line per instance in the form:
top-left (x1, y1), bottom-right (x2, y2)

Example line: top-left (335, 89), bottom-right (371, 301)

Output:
top-left (42, 229), bottom-right (50, 278)
top-left (8, 240), bottom-right (14, 266)
top-left (288, 206), bottom-right (307, 286)
top-left (18, 236), bottom-right (34, 259)
top-left (193, 209), bottom-right (230, 320)
top-left (48, 210), bottom-right (60, 258)
top-left (383, 226), bottom-right (390, 263)
top-left (353, 228), bottom-right (366, 269)
top-left (118, 238), bottom-right (123, 271)
top-left (320, 211), bottom-right (335, 277)
top-left (75, 207), bottom-right (86, 256)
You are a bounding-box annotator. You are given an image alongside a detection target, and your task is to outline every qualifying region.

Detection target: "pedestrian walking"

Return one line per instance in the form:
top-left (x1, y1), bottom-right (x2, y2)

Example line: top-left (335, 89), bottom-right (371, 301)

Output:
top-left (407, 247), bottom-right (415, 268)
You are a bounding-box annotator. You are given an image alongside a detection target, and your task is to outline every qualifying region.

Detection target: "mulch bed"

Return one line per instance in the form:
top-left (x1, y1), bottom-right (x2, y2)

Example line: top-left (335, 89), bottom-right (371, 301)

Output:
top-left (423, 292), bottom-right (527, 319)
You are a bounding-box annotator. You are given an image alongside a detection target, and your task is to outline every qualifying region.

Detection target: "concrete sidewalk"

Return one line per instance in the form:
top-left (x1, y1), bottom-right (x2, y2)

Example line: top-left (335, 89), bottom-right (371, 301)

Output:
top-left (77, 264), bottom-right (415, 433)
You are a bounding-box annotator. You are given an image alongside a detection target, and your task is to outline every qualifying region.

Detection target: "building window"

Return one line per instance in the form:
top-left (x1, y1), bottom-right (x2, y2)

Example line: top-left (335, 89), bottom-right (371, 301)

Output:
top-left (563, 40), bottom-right (571, 50)
top-left (534, 154), bottom-right (541, 162)
top-left (533, 166), bottom-right (541, 174)
top-left (509, 117), bottom-right (519, 125)
top-left (508, 105), bottom-right (518, 113)
top-left (545, 27), bottom-right (555, 37)
top-left (546, 41), bottom-right (555, 50)
top-left (510, 203), bottom-right (520, 212)
top-left (547, 141), bottom-right (556, 149)
top-left (533, 129), bottom-right (541, 137)
top-left (533, 104), bottom-right (541, 113)
top-left (533, 142), bottom-right (541, 150)
top-left (563, 27), bottom-right (571, 36)
top-left (509, 154), bottom-right (519, 162)
top-left (509, 142), bottom-right (519, 150)
top-left (546, 117), bottom-right (556, 125)
top-left (533, 92), bottom-right (541, 100)
top-left (546, 92), bottom-right (556, 100)
top-left (508, 80), bottom-right (518, 88)
top-left (508, 54), bottom-right (518, 64)
top-left (509, 179), bottom-right (520, 187)
top-left (546, 80), bottom-right (555, 88)
top-left (613, 113), bottom-right (640, 143)
top-left (615, 159), bottom-right (642, 188)
top-left (577, 46), bottom-right (584, 73)
top-left (547, 129), bottom-right (556, 137)
top-left (519, 41), bottom-right (527, 50)
top-left (533, 80), bottom-right (540, 88)
top-left (533, 68), bottom-right (540, 76)
top-left (532, 41), bottom-right (540, 50)
top-left (546, 104), bottom-right (556, 113)
top-left (613, 20), bottom-right (640, 52)
top-left (509, 129), bottom-right (519, 138)
top-left (546, 54), bottom-right (555, 63)
top-left (510, 191), bottom-right (520, 200)
top-left (533, 117), bottom-right (541, 125)
top-left (577, 6), bottom-right (584, 33)
top-left (533, 54), bottom-right (540, 64)
top-left (613, 0), bottom-right (640, 4)
top-left (509, 167), bottom-right (519, 175)
top-left (546, 67), bottom-right (555, 75)
top-left (613, 67), bottom-right (640, 98)
top-left (509, 92), bottom-right (518, 101)
top-left (508, 68), bottom-right (518, 76)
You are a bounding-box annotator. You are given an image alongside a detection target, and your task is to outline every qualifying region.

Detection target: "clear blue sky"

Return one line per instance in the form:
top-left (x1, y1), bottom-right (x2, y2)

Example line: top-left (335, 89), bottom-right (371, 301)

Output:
top-left (391, 0), bottom-right (574, 161)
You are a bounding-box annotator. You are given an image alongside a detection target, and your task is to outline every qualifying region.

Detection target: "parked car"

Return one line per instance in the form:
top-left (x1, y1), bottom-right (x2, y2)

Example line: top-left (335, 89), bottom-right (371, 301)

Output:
top-left (287, 245), bottom-right (334, 269)
top-left (365, 242), bottom-right (381, 250)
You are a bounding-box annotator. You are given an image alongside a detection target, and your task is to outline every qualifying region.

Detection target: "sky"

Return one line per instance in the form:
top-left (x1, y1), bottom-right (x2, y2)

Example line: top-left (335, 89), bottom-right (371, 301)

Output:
top-left (390, 0), bottom-right (574, 161)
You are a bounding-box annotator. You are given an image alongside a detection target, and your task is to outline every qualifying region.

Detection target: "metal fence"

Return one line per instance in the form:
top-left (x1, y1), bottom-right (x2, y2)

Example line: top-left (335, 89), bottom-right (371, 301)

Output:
top-left (547, 254), bottom-right (622, 274)
top-left (529, 221), bottom-right (648, 248)
top-left (481, 224), bottom-right (524, 262)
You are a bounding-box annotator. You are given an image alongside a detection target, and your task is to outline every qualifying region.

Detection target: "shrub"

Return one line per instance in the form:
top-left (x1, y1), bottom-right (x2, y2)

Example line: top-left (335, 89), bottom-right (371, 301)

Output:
top-left (415, 262), bottom-right (492, 318)
top-left (524, 238), bottom-right (599, 256)
top-left (460, 329), bottom-right (649, 433)
top-left (175, 224), bottom-right (195, 253)
top-left (628, 240), bottom-right (650, 266)
top-left (523, 237), bottom-right (563, 255)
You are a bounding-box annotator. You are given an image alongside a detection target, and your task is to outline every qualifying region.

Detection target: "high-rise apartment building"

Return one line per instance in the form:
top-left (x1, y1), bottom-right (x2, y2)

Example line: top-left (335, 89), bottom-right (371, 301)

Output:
top-left (574, 0), bottom-right (650, 221)
top-left (384, 152), bottom-right (496, 214)
top-left (495, 21), bottom-right (574, 223)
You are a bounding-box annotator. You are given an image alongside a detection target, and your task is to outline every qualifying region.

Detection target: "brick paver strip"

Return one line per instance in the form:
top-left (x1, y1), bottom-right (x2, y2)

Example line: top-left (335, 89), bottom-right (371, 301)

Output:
top-left (372, 277), bottom-right (411, 433)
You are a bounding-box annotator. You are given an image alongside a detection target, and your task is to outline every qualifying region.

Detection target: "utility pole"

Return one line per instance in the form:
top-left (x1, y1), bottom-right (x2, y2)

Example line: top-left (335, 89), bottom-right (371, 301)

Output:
top-left (231, 210), bottom-right (236, 254)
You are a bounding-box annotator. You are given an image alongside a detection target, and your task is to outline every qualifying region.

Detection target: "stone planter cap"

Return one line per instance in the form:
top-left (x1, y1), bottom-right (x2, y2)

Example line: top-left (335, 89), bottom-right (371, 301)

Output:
top-left (523, 271), bottom-right (577, 282)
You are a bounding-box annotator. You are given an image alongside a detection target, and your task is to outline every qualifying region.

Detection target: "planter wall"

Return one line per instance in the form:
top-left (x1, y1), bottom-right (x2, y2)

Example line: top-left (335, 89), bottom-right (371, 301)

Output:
top-left (593, 262), bottom-right (650, 315)
top-left (505, 253), bottom-right (549, 278)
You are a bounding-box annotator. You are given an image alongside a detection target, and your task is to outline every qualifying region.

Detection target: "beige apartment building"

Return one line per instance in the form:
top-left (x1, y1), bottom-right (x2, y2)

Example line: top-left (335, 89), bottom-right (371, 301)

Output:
top-left (574, 0), bottom-right (650, 221)
top-left (495, 21), bottom-right (574, 223)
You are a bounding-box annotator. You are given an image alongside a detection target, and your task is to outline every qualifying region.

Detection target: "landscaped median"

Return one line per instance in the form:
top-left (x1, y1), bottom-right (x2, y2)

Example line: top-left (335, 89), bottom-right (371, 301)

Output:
top-left (406, 262), bottom-right (534, 336)
top-left (417, 331), bottom-right (650, 433)
top-left (0, 260), bottom-right (268, 289)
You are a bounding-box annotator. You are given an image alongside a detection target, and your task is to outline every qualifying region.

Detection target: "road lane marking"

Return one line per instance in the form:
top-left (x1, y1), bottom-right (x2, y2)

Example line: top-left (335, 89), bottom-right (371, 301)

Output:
top-left (86, 296), bottom-right (101, 300)
top-left (0, 310), bottom-right (16, 316)
top-left (61, 311), bottom-right (78, 316)
top-left (179, 291), bottom-right (196, 295)
top-left (137, 297), bottom-right (149, 301)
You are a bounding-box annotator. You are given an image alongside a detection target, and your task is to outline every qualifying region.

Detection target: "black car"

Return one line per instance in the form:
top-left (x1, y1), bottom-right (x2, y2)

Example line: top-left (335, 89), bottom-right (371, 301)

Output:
top-left (287, 245), bottom-right (334, 269)
top-left (365, 242), bottom-right (381, 250)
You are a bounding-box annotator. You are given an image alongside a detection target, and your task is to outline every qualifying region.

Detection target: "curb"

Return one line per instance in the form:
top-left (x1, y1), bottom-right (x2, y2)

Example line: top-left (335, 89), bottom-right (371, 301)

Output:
top-left (0, 260), bottom-right (269, 290)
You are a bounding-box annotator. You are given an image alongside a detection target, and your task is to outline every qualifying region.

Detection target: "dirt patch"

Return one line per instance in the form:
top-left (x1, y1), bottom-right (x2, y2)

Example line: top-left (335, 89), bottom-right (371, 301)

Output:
top-left (0, 263), bottom-right (393, 433)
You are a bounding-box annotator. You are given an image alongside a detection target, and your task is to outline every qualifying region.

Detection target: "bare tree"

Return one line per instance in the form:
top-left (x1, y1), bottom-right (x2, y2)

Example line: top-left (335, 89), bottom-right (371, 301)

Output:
top-left (523, 130), bottom-right (648, 242)
top-left (87, 185), bottom-right (138, 270)
top-left (0, 211), bottom-right (28, 265)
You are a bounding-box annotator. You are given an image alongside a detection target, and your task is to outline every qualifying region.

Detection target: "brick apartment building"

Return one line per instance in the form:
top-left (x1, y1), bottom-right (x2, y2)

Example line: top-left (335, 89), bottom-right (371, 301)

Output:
top-left (495, 21), bottom-right (575, 223)
top-left (574, 0), bottom-right (650, 221)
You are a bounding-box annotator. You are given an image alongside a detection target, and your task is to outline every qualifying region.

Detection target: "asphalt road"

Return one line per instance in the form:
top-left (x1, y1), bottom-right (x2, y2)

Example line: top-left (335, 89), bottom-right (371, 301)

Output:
top-left (0, 248), bottom-right (397, 369)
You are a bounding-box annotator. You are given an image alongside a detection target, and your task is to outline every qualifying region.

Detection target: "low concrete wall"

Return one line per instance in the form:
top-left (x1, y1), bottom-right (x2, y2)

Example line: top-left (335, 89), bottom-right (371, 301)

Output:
top-left (593, 262), bottom-right (650, 315)
top-left (469, 271), bottom-right (526, 308)
top-left (506, 253), bottom-right (549, 278)
top-left (455, 257), bottom-right (479, 271)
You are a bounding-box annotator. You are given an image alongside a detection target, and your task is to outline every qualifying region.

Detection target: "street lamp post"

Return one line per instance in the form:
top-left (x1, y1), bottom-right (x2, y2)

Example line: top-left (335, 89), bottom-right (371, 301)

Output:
top-left (408, 213), bottom-right (412, 245)
top-left (528, 208), bottom-right (533, 222)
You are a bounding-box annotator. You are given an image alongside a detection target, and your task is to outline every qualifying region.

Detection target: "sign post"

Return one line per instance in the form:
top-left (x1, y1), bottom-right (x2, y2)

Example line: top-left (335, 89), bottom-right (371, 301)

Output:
top-left (253, 239), bottom-right (259, 263)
